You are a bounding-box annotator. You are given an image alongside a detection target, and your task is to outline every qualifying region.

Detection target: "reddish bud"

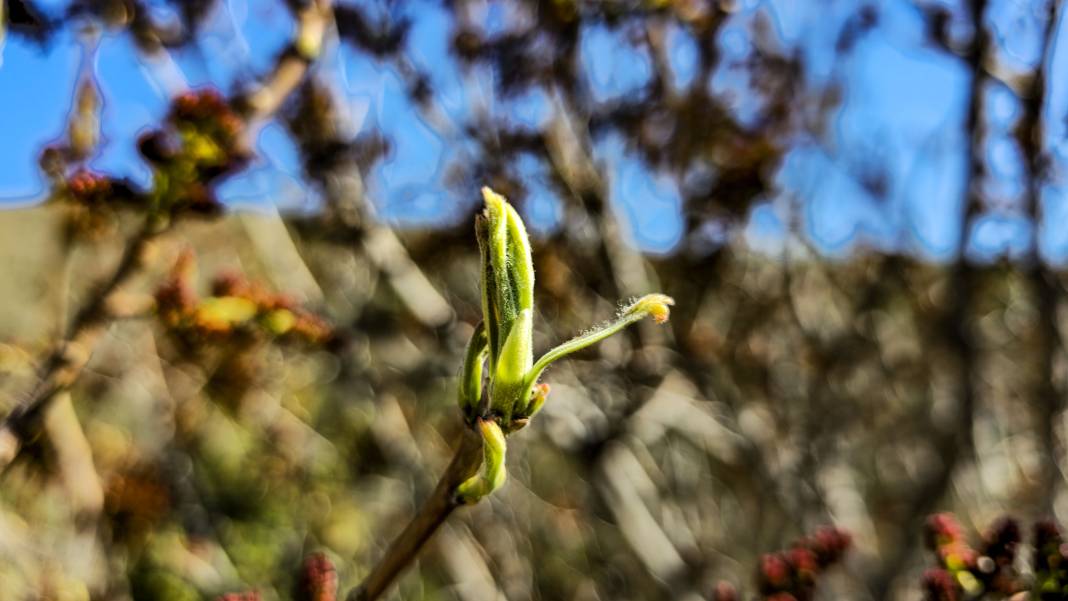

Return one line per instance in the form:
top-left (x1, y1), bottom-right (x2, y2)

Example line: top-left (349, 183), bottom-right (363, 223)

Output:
top-left (787, 547), bottom-right (819, 579)
top-left (760, 553), bottom-right (790, 589)
top-left (216, 592), bottom-right (261, 601)
top-left (296, 553), bottom-right (338, 601)
top-left (67, 169), bottom-right (112, 205)
top-left (922, 569), bottom-right (958, 601)
top-left (925, 513), bottom-right (964, 550)
top-left (712, 581), bottom-right (737, 601)
top-left (808, 526), bottom-right (851, 566)
top-left (211, 271), bottom-right (256, 300)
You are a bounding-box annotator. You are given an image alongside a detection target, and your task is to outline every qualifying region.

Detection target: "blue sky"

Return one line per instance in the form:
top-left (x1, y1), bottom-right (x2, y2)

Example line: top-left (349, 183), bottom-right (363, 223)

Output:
top-left (1, 0), bottom-right (1065, 262)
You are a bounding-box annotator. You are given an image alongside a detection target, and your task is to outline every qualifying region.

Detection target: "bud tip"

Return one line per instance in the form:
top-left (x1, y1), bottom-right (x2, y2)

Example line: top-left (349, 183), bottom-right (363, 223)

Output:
top-left (627, 293), bottom-right (675, 324)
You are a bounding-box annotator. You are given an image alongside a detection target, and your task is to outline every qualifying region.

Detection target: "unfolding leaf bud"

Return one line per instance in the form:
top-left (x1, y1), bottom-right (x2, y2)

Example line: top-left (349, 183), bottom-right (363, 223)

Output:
top-left (457, 418), bottom-right (507, 504)
top-left (458, 187), bottom-right (674, 503)
top-left (478, 187), bottom-right (534, 369)
top-left (625, 293), bottom-right (674, 324)
top-left (458, 322), bottom-right (488, 419)
top-left (478, 188), bottom-right (536, 420)
top-left (521, 382), bottom-right (550, 419)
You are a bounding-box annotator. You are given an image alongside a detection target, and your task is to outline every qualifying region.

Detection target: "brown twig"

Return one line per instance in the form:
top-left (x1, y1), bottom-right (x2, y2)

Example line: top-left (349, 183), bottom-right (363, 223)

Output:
top-left (347, 426), bottom-right (483, 601)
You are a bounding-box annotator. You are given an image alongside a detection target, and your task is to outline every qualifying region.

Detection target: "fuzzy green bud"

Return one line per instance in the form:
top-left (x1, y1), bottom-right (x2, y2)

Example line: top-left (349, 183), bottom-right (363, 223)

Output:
top-left (456, 187), bottom-right (675, 505)
top-left (479, 188), bottom-right (534, 358)
top-left (478, 188), bottom-right (536, 419)
top-left (492, 308), bottom-right (533, 419)
top-left (475, 189), bottom-right (675, 425)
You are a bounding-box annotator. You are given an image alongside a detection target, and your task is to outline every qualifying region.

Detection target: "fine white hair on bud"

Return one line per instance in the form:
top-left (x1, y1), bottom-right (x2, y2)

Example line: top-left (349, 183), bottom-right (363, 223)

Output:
top-left (515, 292), bottom-right (675, 418)
top-left (478, 188), bottom-right (536, 421)
top-left (623, 293), bottom-right (674, 324)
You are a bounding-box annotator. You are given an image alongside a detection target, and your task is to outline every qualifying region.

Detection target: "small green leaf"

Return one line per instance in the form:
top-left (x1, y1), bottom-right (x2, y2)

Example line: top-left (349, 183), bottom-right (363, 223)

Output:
top-left (495, 309), bottom-right (532, 386)
top-left (458, 322), bottom-right (488, 418)
top-left (194, 296), bottom-right (258, 330)
top-left (262, 308), bottom-right (296, 335)
top-left (456, 419), bottom-right (507, 504)
top-left (517, 294), bottom-right (674, 411)
top-left (492, 308), bottom-right (533, 418)
top-left (521, 383), bottom-right (550, 419)
top-left (476, 216), bottom-right (502, 366)
top-left (480, 188), bottom-right (518, 356)
top-left (479, 187), bottom-right (534, 368)
top-left (500, 193), bottom-right (534, 313)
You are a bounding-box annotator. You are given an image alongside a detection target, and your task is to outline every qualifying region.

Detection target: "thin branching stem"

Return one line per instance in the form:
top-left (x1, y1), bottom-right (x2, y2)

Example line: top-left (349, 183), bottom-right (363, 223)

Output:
top-left (0, 220), bottom-right (161, 471)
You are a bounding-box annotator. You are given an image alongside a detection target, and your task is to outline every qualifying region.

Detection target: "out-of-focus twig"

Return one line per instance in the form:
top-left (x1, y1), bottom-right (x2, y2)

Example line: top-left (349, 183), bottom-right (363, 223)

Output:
top-left (43, 390), bottom-right (105, 517)
top-left (867, 1), bottom-right (989, 593)
top-left (1020, 0), bottom-right (1061, 514)
top-left (361, 227), bottom-right (454, 328)
top-left (243, 0), bottom-right (334, 124)
top-left (0, 223), bottom-right (160, 471)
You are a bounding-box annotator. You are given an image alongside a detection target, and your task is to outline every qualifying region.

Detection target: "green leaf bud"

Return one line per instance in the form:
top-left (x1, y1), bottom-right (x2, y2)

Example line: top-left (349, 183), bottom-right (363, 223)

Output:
top-left (456, 418), bottom-right (507, 504)
top-left (458, 322), bottom-right (488, 419)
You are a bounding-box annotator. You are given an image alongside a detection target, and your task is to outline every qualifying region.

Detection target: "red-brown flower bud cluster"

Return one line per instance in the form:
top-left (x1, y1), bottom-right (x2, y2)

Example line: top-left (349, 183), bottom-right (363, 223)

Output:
top-left (755, 525), bottom-right (852, 600)
top-left (51, 167), bottom-right (143, 238)
top-left (138, 89), bottom-right (251, 217)
top-left (801, 525), bottom-right (851, 567)
top-left (170, 89), bottom-right (245, 149)
top-left (169, 89), bottom-right (248, 178)
top-left (155, 253), bottom-right (333, 346)
top-left (207, 270), bottom-right (333, 343)
top-left (920, 514), bottom-right (1052, 599)
top-left (67, 169), bottom-right (112, 205)
top-left (925, 513), bottom-right (978, 572)
top-left (922, 513), bottom-right (984, 600)
top-left (41, 88), bottom-right (249, 225)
